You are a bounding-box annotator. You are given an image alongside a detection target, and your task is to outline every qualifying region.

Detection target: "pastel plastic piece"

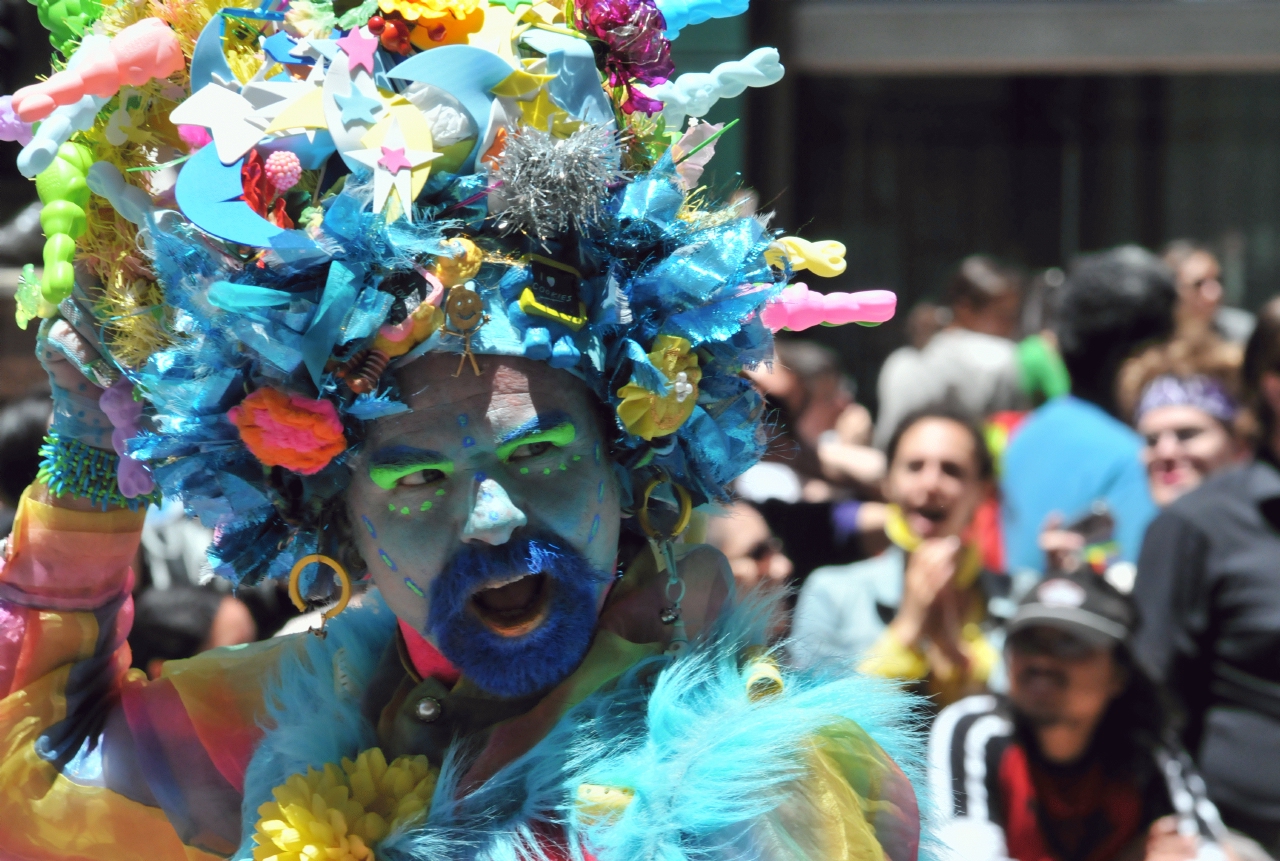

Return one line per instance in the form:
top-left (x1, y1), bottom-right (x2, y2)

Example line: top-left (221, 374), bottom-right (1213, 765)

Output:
top-left (35, 142), bottom-right (93, 305)
top-left (765, 236), bottom-right (847, 278)
top-left (654, 0), bottom-right (749, 38)
top-left (643, 48), bottom-right (783, 130)
top-left (189, 13), bottom-right (236, 91)
top-left (16, 35), bottom-right (111, 178)
top-left (760, 284), bottom-right (897, 333)
top-left (86, 161), bottom-right (154, 226)
top-left (30, 0), bottom-right (103, 57)
top-left (11, 19), bottom-right (184, 123)
top-left (0, 96), bottom-right (34, 146)
top-left (388, 45), bottom-right (514, 174)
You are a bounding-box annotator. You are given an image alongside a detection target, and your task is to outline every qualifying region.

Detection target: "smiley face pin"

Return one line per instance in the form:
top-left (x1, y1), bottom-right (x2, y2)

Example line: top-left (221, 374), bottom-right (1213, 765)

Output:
top-left (442, 283), bottom-right (489, 376)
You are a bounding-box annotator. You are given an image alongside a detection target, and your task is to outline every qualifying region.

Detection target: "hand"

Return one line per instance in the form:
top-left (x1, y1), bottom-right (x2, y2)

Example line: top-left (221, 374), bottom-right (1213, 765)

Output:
top-left (1143, 817), bottom-right (1199, 861)
top-left (817, 438), bottom-right (886, 489)
top-left (835, 403), bottom-right (873, 446)
top-left (1039, 513), bottom-right (1084, 574)
top-left (889, 535), bottom-right (961, 650)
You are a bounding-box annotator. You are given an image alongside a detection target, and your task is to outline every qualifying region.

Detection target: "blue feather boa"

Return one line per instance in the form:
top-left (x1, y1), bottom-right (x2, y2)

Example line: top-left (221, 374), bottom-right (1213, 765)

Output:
top-left (236, 591), bottom-right (935, 861)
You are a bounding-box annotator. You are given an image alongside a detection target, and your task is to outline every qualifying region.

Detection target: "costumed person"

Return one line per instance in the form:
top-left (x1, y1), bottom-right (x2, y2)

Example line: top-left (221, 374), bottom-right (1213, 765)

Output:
top-left (0, 0), bottom-right (920, 859)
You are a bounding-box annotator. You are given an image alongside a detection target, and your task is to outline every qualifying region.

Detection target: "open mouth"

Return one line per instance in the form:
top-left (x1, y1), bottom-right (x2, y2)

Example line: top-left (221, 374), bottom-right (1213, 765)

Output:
top-left (468, 573), bottom-right (553, 637)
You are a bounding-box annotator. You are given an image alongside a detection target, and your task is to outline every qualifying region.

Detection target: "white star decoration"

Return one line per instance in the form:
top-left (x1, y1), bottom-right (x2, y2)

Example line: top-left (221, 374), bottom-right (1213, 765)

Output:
top-left (345, 118), bottom-right (439, 222)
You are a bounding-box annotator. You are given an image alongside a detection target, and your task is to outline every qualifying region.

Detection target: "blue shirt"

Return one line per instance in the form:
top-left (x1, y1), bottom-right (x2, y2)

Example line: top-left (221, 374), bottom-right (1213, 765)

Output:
top-left (1001, 396), bottom-right (1156, 575)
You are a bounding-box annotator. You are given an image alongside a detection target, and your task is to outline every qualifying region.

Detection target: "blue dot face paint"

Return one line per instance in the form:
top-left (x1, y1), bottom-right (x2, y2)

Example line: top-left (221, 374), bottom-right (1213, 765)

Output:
top-left (404, 578), bottom-right (425, 598)
top-left (346, 353), bottom-right (625, 639)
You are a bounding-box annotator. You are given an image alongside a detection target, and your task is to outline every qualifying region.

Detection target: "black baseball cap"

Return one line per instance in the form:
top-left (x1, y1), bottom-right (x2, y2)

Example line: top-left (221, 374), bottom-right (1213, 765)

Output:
top-left (1009, 567), bottom-right (1136, 646)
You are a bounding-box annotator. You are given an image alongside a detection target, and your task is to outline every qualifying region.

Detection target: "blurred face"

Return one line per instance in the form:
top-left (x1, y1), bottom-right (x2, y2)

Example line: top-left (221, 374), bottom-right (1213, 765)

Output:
top-left (954, 290), bottom-right (1021, 340)
top-left (1138, 405), bottom-right (1236, 506)
top-left (202, 596), bottom-right (257, 650)
top-left (794, 372), bottom-right (854, 447)
top-left (1176, 252), bottom-right (1223, 323)
top-left (706, 502), bottom-right (793, 592)
top-left (883, 418), bottom-right (986, 540)
top-left (1007, 626), bottom-right (1126, 738)
top-left (347, 354), bottom-right (621, 696)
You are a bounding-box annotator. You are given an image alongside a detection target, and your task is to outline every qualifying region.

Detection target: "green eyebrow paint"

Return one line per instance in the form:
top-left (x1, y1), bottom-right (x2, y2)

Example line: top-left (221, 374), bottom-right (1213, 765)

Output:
top-left (495, 421), bottom-right (576, 462)
top-left (370, 460), bottom-right (455, 490)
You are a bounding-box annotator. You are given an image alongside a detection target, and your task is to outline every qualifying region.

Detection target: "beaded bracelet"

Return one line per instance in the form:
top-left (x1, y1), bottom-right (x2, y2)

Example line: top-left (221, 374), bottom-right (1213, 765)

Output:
top-left (36, 431), bottom-right (160, 511)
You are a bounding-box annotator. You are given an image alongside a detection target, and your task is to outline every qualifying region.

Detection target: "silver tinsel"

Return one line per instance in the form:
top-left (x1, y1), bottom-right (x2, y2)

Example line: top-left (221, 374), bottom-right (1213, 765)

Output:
top-left (491, 123), bottom-right (625, 241)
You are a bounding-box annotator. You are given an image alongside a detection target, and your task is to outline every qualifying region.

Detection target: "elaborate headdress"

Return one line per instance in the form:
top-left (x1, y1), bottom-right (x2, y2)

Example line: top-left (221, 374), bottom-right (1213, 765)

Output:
top-left (4, 0), bottom-right (895, 584)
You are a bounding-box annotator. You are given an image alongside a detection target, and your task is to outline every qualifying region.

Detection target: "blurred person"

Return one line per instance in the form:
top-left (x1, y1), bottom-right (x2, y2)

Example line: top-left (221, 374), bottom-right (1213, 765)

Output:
top-left (1002, 246), bottom-right (1176, 576)
top-left (1133, 297), bottom-right (1280, 854)
top-left (0, 394), bottom-right (51, 536)
top-left (129, 586), bottom-right (258, 679)
top-left (703, 501), bottom-right (793, 594)
top-left (874, 255), bottom-right (1029, 450)
top-left (793, 409), bottom-right (1002, 708)
top-left (930, 568), bottom-right (1237, 861)
top-left (1163, 241), bottom-right (1255, 345)
top-left (740, 339), bottom-right (890, 581)
top-left (1118, 336), bottom-right (1246, 507)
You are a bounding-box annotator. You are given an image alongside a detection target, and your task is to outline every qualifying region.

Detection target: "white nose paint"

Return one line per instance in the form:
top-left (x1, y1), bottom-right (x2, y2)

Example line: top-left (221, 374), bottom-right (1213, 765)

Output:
top-left (462, 478), bottom-right (528, 545)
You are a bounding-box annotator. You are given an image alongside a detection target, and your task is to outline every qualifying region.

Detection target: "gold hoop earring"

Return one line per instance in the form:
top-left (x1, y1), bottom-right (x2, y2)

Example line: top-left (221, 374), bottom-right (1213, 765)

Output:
top-left (288, 553), bottom-right (353, 638)
top-left (636, 476), bottom-right (693, 657)
top-left (637, 477), bottom-right (692, 541)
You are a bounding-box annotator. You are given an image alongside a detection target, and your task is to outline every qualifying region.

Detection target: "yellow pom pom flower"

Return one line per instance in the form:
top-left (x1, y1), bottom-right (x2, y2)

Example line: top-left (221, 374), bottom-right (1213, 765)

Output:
top-left (615, 335), bottom-right (702, 440)
top-left (252, 748), bottom-right (438, 861)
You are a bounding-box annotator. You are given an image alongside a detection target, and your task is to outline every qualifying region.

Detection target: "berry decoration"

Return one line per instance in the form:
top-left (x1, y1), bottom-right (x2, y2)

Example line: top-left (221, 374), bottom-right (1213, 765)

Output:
top-left (264, 150), bottom-right (303, 192)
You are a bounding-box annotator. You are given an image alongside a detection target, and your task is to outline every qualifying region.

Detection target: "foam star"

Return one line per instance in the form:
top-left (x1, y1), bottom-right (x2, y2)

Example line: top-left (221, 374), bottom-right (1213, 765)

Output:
top-left (379, 146), bottom-right (411, 173)
top-left (337, 28), bottom-right (379, 76)
top-left (346, 118), bottom-right (439, 221)
top-left (518, 88), bottom-right (581, 138)
top-left (170, 83), bottom-right (263, 165)
top-left (335, 88), bottom-right (382, 127)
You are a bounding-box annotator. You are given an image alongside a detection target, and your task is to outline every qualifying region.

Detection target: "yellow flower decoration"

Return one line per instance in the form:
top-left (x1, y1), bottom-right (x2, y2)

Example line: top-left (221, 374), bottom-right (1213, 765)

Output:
top-left (378, 0), bottom-right (478, 22)
top-left (616, 335), bottom-right (702, 440)
top-left (252, 748), bottom-right (438, 861)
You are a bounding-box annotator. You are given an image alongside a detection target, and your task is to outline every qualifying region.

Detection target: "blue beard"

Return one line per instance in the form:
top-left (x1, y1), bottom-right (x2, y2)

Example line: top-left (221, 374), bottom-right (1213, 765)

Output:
top-left (425, 534), bottom-right (611, 699)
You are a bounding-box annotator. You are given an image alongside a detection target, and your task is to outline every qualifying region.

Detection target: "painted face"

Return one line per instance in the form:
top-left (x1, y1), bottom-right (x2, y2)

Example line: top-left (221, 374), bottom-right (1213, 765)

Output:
top-left (347, 354), bottom-right (621, 693)
top-left (1138, 404), bottom-right (1236, 507)
top-left (883, 417), bottom-right (986, 541)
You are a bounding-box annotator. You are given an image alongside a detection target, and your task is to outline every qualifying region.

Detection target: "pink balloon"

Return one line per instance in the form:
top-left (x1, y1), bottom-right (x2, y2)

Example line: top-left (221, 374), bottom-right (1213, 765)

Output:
top-left (761, 284), bottom-right (897, 332)
top-left (12, 19), bottom-right (183, 122)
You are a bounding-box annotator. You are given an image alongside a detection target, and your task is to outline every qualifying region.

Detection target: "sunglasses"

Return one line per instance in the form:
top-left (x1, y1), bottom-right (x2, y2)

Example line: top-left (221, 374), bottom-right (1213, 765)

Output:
top-left (1008, 627), bottom-right (1100, 661)
top-left (745, 536), bottom-right (785, 562)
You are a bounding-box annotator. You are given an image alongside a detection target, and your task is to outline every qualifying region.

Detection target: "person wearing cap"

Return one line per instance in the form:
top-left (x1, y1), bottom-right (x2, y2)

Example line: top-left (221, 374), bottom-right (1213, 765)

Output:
top-left (928, 568), bottom-right (1235, 861)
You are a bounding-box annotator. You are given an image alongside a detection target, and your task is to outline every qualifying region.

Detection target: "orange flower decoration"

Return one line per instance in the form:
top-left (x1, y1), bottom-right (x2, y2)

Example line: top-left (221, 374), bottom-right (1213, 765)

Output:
top-left (228, 388), bottom-right (346, 475)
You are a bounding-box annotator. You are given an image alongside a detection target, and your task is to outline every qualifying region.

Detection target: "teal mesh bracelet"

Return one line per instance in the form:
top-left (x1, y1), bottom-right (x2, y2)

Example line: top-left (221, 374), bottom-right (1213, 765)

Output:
top-left (36, 432), bottom-right (160, 511)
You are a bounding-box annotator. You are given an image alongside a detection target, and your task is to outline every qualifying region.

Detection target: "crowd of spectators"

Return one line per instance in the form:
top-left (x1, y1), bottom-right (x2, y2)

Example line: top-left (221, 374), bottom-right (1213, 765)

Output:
top-left (0, 234), bottom-right (1272, 861)
top-left (703, 241), bottom-right (1280, 861)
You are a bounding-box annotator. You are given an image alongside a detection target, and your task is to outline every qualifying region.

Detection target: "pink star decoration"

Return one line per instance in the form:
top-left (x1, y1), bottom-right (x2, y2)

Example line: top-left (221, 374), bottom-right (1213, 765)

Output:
top-left (336, 28), bottom-right (379, 76)
top-left (378, 146), bottom-right (412, 174)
